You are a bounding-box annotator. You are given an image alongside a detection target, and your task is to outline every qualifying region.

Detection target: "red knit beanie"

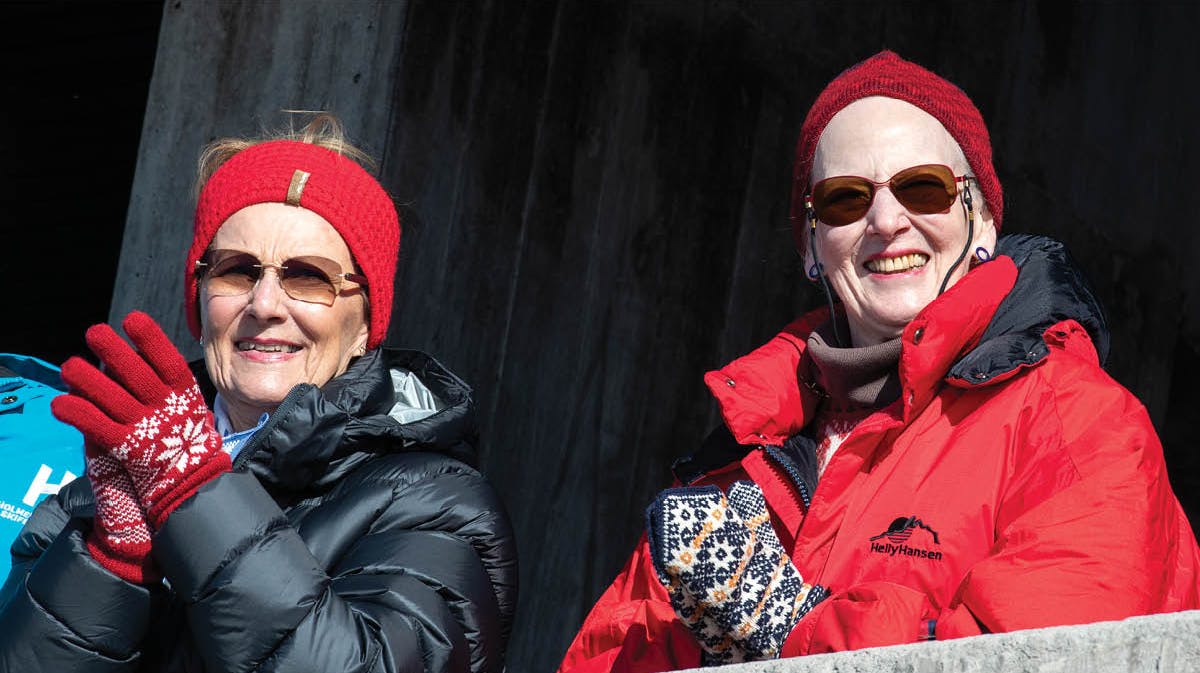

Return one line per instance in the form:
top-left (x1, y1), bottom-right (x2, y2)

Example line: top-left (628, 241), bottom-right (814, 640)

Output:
top-left (186, 140), bottom-right (399, 349)
top-left (791, 50), bottom-right (1002, 251)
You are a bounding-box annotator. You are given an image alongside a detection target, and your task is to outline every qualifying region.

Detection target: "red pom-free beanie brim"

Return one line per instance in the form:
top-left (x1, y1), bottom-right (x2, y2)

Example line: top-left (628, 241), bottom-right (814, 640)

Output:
top-left (791, 51), bottom-right (1002, 251)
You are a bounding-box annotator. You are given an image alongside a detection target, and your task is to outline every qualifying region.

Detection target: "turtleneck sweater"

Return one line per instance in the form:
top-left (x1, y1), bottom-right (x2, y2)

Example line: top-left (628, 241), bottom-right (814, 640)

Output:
top-left (803, 319), bottom-right (902, 475)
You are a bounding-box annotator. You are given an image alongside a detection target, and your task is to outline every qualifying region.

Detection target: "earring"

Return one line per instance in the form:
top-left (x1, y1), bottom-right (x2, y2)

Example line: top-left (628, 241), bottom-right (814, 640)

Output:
top-left (807, 262), bottom-right (822, 281)
top-left (198, 335), bottom-right (205, 346)
top-left (974, 246), bottom-right (992, 264)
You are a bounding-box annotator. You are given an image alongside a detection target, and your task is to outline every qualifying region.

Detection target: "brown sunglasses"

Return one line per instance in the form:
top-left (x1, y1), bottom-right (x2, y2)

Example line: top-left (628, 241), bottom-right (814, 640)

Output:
top-left (194, 249), bottom-right (368, 306)
top-left (805, 164), bottom-right (969, 227)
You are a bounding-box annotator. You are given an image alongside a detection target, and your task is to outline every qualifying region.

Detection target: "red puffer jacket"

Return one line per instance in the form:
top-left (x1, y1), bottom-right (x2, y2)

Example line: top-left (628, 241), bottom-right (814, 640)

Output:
top-left (558, 236), bottom-right (1200, 672)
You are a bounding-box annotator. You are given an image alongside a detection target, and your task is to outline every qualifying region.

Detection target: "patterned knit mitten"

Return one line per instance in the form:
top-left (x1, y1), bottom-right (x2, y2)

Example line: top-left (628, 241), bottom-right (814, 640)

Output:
top-left (646, 481), bottom-right (828, 664)
top-left (53, 311), bottom-right (230, 530)
top-left (724, 481), bottom-right (829, 655)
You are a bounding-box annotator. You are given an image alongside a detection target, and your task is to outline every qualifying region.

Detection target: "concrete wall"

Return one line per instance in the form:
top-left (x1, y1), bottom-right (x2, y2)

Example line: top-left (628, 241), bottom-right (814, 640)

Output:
top-left (682, 611), bottom-right (1200, 673)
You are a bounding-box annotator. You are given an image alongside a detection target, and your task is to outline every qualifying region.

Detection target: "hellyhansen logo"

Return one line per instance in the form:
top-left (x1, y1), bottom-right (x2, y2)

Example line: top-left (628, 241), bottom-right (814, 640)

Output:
top-left (868, 515), bottom-right (943, 561)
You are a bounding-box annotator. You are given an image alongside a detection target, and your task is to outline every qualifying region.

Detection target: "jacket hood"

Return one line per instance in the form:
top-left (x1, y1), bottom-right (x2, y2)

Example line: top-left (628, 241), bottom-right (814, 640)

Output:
top-left (946, 233), bottom-right (1110, 387)
top-left (194, 348), bottom-right (478, 498)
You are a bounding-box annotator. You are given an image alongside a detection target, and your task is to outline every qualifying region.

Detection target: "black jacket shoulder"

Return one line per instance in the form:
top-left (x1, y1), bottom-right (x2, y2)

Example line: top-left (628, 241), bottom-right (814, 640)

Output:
top-left (1, 348), bottom-right (517, 673)
top-left (947, 233), bottom-right (1109, 386)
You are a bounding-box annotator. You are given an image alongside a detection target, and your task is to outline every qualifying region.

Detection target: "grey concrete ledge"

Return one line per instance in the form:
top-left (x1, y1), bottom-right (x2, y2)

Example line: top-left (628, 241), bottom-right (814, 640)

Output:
top-left (680, 610), bottom-right (1200, 673)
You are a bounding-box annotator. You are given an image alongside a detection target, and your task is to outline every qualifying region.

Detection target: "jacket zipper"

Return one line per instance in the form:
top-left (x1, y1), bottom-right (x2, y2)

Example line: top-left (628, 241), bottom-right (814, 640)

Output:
top-left (230, 383), bottom-right (312, 471)
top-left (761, 444), bottom-right (813, 510)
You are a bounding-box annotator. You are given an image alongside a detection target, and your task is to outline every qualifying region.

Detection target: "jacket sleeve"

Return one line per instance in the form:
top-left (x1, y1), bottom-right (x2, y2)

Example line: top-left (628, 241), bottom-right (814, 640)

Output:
top-left (784, 348), bottom-right (1200, 654)
top-left (556, 534), bottom-right (701, 673)
top-left (0, 479), bottom-right (156, 673)
top-left (153, 463), bottom-right (517, 673)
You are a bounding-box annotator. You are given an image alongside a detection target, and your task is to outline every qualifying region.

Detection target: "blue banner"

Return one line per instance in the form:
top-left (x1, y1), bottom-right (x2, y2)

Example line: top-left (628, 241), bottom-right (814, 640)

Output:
top-left (0, 354), bottom-right (85, 576)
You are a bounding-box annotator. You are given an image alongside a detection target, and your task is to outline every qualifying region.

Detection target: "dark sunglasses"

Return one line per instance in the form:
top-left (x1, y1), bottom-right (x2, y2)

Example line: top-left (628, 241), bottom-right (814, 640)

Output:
top-left (194, 249), bottom-right (368, 306)
top-left (806, 164), bottom-right (970, 227)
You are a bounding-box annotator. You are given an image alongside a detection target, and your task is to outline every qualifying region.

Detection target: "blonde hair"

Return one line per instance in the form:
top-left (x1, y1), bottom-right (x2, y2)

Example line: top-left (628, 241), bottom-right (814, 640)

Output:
top-left (193, 112), bottom-right (377, 200)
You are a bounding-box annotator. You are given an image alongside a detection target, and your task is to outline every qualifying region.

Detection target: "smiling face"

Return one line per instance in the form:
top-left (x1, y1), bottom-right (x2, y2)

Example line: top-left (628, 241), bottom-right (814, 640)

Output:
top-left (199, 202), bottom-right (369, 430)
top-left (806, 97), bottom-right (996, 347)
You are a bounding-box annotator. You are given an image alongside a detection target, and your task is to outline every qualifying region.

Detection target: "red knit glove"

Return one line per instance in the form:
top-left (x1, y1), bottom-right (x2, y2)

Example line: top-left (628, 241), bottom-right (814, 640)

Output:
top-left (80, 441), bottom-right (158, 584)
top-left (52, 311), bottom-right (231, 533)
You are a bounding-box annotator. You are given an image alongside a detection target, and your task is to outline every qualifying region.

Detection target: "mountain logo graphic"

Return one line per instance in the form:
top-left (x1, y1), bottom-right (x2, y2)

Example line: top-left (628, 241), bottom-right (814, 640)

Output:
top-left (869, 516), bottom-right (940, 545)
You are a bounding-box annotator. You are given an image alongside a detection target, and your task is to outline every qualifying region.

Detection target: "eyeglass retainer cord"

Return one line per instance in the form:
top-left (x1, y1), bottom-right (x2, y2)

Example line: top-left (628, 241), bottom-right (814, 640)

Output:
top-left (807, 206), bottom-right (847, 348)
top-left (938, 180), bottom-right (976, 296)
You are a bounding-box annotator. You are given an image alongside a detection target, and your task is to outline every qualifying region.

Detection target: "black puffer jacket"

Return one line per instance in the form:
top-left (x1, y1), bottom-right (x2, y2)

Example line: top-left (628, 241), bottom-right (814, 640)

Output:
top-left (0, 348), bottom-right (518, 673)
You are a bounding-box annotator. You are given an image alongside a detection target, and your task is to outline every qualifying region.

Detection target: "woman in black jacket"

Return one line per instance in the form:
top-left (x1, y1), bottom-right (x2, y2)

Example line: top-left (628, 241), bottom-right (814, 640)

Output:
top-left (0, 115), bottom-right (517, 673)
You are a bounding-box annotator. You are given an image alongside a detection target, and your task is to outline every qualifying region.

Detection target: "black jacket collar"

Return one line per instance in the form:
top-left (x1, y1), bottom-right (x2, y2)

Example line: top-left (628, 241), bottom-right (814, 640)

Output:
top-left (193, 348), bottom-right (477, 498)
top-left (947, 234), bottom-right (1110, 387)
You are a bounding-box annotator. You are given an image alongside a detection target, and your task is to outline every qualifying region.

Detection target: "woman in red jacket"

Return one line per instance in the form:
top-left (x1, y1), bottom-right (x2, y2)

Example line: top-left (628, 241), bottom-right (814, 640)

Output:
top-left (558, 50), bottom-right (1200, 672)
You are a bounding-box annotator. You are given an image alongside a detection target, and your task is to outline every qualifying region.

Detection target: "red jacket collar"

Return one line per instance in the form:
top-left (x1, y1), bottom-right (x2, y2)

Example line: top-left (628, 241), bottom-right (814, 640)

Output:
top-left (706, 257), bottom-right (1018, 443)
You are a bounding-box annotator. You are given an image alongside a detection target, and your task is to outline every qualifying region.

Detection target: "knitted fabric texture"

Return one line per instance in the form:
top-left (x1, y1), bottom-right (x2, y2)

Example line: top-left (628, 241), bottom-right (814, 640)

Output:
top-left (187, 140), bottom-right (400, 348)
top-left (804, 319), bottom-right (904, 475)
top-left (812, 407), bottom-right (873, 477)
top-left (646, 482), bottom-right (828, 664)
top-left (83, 443), bottom-right (158, 583)
top-left (115, 383), bottom-right (228, 528)
top-left (53, 312), bottom-right (232, 533)
top-left (790, 50), bottom-right (1003, 252)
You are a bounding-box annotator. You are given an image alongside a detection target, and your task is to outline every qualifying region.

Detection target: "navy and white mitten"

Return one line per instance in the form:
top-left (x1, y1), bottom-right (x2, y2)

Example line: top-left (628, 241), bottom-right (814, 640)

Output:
top-left (646, 481), bottom-right (828, 665)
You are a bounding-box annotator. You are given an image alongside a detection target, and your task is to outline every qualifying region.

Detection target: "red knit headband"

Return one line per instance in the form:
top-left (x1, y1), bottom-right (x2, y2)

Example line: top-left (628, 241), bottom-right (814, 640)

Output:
top-left (791, 50), bottom-right (1003, 251)
top-left (186, 140), bottom-right (399, 349)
